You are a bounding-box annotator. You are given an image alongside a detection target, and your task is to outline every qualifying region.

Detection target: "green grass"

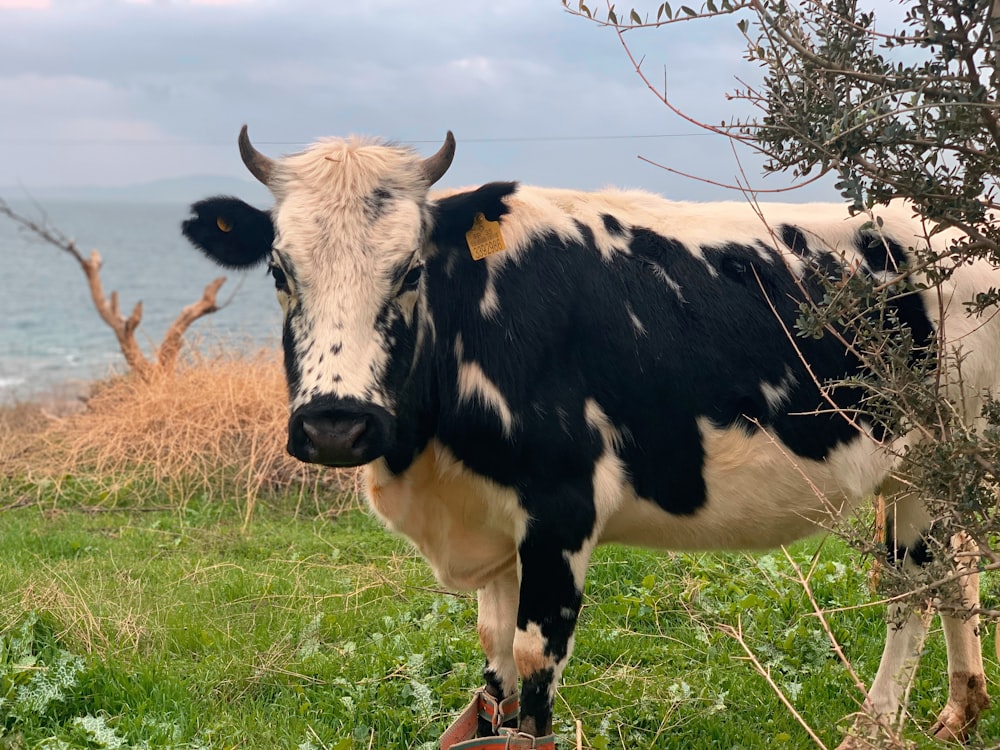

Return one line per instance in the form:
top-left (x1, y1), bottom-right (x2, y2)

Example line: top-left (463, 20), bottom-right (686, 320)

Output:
top-left (0, 487), bottom-right (997, 749)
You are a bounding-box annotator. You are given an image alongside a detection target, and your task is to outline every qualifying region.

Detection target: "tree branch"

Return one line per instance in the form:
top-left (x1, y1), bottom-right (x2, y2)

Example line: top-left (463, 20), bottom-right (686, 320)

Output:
top-left (0, 197), bottom-right (228, 381)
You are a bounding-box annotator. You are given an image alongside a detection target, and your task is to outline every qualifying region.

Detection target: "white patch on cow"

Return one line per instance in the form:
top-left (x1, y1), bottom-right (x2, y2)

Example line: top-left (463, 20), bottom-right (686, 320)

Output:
top-left (625, 304), bottom-right (646, 336)
top-left (759, 366), bottom-right (798, 412)
top-left (513, 622), bottom-right (574, 702)
top-left (477, 568), bottom-right (520, 697)
top-left (480, 274), bottom-right (501, 318)
top-left (365, 441), bottom-right (528, 591)
top-left (600, 419), bottom-right (893, 551)
top-left (649, 262), bottom-right (688, 296)
top-left (584, 398), bottom-right (624, 453)
top-left (458, 361), bottom-right (517, 436)
top-left (416, 292), bottom-right (436, 356)
top-left (583, 399), bottom-right (628, 531)
top-left (454, 334), bottom-right (517, 436)
top-left (563, 399), bottom-right (627, 594)
top-left (483, 188), bottom-right (955, 294)
top-left (513, 621), bottom-right (554, 676)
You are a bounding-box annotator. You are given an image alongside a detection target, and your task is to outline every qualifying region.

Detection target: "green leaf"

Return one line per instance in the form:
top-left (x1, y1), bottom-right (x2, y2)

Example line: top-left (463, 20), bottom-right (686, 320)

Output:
top-left (630, 8), bottom-right (642, 24)
top-left (681, 5), bottom-right (696, 16)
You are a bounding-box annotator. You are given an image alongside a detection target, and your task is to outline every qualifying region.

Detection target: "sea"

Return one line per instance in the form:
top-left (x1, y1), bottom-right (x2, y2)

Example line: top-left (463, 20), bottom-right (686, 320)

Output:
top-left (0, 199), bottom-right (282, 405)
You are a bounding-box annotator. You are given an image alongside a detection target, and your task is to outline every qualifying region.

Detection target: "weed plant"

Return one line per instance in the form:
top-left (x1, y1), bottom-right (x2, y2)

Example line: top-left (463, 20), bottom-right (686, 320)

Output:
top-left (1, 349), bottom-right (359, 523)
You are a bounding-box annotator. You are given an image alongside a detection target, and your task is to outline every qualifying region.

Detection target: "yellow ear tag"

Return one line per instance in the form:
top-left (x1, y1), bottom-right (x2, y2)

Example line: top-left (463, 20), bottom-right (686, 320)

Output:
top-left (216, 216), bottom-right (232, 233)
top-left (465, 213), bottom-right (506, 261)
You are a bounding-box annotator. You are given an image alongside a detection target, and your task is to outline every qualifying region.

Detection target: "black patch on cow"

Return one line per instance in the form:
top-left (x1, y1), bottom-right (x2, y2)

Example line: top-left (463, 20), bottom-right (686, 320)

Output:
top-left (519, 668), bottom-right (556, 736)
top-left (282, 313), bottom-right (303, 398)
top-left (703, 241), bottom-right (763, 282)
top-left (885, 523), bottom-right (933, 568)
top-left (602, 213), bottom-right (626, 236)
top-left (857, 230), bottom-right (906, 274)
top-left (364, 186), bottom-right (393, 221)
top-left (856, 232), bottom-right (935, 351)
top-left (182, 196), bottom-right (274, 269)
top-left (779, 224), bottom-right (812, 257)
top-left (430, 182), bottom-right (517, 250)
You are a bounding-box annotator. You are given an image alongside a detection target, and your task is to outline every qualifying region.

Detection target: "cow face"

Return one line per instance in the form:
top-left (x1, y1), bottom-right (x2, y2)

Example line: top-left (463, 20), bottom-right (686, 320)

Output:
top-left (184, 126), bottom-right (455, 467)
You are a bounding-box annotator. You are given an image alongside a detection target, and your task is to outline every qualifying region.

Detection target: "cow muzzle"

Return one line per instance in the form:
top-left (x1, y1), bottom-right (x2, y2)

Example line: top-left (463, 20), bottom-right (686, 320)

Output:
top-left (287, 399), bottom-right (392, 467)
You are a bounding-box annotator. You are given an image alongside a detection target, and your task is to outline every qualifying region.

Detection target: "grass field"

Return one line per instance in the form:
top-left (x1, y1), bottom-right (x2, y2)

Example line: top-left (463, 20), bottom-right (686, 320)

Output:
top-left (2, 362), bottom-right (998, 749)
top-left (1, 485), bottom-right (998, 749)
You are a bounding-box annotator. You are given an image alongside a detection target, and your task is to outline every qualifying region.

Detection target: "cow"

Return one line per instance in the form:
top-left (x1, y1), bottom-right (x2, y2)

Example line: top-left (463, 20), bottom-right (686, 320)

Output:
top-left (182, 126), bottom-right (997, 749)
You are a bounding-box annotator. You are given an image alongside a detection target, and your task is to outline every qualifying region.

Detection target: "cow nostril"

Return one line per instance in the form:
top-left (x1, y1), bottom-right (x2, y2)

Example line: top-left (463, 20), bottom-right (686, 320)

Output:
top-left (288, 406), bottom-right (388, 467)
top-left (302, 416), bottom-right (367, 449)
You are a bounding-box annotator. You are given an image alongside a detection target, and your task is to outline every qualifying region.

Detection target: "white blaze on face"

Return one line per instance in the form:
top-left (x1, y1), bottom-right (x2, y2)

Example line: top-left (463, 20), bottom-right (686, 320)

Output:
top-left (265, 137), bottom-right (432, 413)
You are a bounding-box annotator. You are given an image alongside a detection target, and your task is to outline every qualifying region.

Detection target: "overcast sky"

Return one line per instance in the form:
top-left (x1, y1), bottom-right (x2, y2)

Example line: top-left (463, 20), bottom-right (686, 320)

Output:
top-left (0, 0), bottom-right (839, 201)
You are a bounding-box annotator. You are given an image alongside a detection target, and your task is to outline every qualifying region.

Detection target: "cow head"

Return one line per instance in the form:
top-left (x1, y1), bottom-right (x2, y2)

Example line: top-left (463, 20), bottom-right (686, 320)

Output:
top-left (183, 125), bottom-right (455, 467)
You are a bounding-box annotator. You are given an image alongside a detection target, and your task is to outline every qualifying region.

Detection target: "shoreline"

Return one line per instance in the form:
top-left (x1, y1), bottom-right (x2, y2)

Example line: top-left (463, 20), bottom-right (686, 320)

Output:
top-left (0, 378), bottom-right (94, 417)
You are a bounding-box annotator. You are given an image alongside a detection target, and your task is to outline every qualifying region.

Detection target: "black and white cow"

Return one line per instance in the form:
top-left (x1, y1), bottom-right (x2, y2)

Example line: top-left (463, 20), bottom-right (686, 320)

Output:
top-left (183, 127), bottom-right (996, 749)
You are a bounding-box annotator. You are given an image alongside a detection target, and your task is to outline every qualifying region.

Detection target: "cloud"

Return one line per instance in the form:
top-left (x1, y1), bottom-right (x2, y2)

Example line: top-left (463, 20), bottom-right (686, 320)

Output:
top-left (0, 0), bottom-right (835, 199)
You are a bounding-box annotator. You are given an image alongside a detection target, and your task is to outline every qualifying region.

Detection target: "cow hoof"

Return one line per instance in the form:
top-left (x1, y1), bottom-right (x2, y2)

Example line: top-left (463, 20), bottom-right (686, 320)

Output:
top-left (931, 673), bottom-right (990, 742)
top-left (930, 703), bottom-right (976, 743)
top-left (834, 713), bottom-right (902, 750)
top-left (834, 734), bottom-right (889, 750)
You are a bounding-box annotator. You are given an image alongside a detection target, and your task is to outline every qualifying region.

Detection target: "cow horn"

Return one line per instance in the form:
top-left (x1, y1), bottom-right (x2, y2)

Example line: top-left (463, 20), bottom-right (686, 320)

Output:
top-left (238, 124), bottom-right (274, 186)
top-left (421, 131), bottom-right (456, 186)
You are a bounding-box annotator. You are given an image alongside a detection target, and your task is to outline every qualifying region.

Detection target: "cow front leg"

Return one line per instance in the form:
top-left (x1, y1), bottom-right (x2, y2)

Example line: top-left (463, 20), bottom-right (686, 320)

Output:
top-left (513, 519), bottom-right (595, 738)
top-left (838, 494), bottom-right (934, 750)
top-left (477, 566), bottom-right (520, 736)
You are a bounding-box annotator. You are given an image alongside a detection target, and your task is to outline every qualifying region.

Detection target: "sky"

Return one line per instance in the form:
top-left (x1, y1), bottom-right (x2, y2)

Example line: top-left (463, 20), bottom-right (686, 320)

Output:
top-left (0, 0), bottom-right (839, 201)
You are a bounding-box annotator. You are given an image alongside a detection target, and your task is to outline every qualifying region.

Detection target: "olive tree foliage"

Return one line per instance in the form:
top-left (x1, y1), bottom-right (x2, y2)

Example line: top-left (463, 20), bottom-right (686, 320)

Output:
top-left (567, 0), bottom-right (1000, 602)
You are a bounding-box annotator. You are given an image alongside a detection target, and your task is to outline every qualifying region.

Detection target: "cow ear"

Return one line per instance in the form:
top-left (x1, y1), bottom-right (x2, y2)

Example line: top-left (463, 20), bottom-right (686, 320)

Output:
top-left (429, 181), bottom-right (517, 253)
top-left (182, 196), bottom-right (274, 269)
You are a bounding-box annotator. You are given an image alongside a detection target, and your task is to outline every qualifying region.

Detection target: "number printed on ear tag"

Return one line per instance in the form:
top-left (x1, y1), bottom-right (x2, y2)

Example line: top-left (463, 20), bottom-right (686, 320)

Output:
top-left (466, 213), bottom-right (506, 261)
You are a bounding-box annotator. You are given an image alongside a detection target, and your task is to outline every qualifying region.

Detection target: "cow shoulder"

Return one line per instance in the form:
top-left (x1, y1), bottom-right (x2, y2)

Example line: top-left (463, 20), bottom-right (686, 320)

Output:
top-left (182, 196), bottom-right (274, 269)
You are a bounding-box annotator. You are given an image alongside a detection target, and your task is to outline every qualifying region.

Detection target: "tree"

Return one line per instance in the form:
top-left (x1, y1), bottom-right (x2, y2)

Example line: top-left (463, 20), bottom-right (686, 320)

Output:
top-left (568, 0), bottom-right (1000, 746)
top-left (0, 198), bottom-right (226, 380)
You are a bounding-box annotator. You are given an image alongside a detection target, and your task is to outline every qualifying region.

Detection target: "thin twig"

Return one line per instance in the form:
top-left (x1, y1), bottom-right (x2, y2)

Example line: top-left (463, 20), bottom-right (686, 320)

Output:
top-left (720, 616), bottom-right (829, 749)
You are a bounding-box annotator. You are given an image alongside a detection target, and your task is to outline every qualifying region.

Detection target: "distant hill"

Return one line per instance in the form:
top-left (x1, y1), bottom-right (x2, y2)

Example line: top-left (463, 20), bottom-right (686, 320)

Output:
top-left (0, 175), bottom-right (271, 206)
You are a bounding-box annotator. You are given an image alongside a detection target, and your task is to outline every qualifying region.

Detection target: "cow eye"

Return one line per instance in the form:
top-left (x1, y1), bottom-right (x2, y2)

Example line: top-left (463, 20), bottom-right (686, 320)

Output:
top-left (401, 265), bottom-right (422, 291)
top-left (268, 261), bottom-right (289, 292)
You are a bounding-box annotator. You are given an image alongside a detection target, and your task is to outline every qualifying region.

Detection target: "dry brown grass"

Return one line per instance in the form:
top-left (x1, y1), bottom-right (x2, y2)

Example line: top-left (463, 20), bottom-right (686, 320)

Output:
top-left (2, 348), bottom-right (360, 521)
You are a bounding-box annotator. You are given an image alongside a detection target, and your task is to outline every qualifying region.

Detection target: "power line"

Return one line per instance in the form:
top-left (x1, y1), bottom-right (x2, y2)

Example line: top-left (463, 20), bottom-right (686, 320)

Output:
top-left (0, 132), bottom-right (713, 147)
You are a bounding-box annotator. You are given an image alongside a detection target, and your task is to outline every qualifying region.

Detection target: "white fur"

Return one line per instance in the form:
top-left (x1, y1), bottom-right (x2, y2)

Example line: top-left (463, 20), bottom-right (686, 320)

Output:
top-left (454, 334), bottom-right (517, 437)
top-left (760, 367), bottom-right (797, 412)
top-left (478, 568), bottom-right (520, 697)
top-left (366, 440), bottom-right (526, 591)
top-left (267, 137), bottom-right (432, 411)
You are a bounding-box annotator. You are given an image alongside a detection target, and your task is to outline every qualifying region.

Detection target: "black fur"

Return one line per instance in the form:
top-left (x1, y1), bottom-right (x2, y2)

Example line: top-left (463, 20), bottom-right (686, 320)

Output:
top-left (430, 182), bottom-right (516, 249)
top-left (182, 196), bottom-right (273, 269)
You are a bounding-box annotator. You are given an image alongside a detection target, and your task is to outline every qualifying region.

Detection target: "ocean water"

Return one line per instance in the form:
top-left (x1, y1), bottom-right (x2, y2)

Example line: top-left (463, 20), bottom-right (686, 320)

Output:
top-left (0, 199), bottom-right (282, 404)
